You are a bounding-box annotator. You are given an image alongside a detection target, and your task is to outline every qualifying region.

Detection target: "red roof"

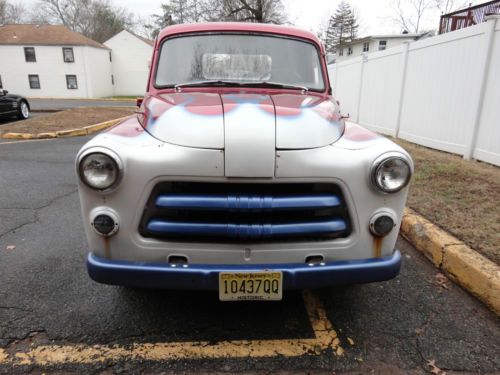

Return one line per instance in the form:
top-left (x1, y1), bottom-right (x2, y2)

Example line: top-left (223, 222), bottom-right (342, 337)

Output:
top-left (157, 22), bottom-right (323, 48)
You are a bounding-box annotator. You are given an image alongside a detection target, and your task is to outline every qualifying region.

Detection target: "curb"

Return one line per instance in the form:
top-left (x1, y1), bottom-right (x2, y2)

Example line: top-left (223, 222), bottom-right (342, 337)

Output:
top-left (401, 208), bottom-right (500, 315)
top-left (0, 116), bottom-right (130, 140)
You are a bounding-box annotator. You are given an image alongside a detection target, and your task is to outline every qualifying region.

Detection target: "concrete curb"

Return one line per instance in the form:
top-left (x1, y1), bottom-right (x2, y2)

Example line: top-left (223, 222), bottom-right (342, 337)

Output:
top-left (0, 116), bottom-right (130, 140)
top-left (401, 207), bottom-right (500, 315)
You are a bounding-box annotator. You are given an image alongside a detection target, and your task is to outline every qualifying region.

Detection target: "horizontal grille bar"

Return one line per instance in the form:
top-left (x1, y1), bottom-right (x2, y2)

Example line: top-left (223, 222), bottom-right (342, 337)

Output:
top-left (147, 219), bottom-right (347, 239)
top-left (155, 194), bottom-right (341, 211)
top-left (140, 182), bottom-right (352, 242)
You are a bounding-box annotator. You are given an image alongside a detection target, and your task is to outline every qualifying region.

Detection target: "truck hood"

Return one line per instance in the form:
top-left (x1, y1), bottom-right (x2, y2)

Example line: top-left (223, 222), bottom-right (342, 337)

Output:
top-left (140, 92), bottom-right (344, 150)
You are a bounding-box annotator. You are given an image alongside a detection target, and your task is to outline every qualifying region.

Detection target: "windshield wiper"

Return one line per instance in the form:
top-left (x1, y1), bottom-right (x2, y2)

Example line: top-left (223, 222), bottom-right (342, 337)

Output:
top-left (174, 80), bottom-right (243, 91)
top-left (244, 81), bottom-right (309, 94)
top-left (173, 80), bottom-right (309, 94)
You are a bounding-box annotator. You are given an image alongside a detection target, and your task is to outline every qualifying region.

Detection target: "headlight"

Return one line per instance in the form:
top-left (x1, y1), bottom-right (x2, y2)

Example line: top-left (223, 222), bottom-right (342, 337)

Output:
top-left (372, 154), bottom-right (412, 193)
top-left (79, 152), bottom-right (120, 190)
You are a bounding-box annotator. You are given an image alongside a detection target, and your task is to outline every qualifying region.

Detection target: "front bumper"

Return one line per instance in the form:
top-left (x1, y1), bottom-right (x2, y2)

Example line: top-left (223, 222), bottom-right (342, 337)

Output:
top-left (87, 250), bottom-right (401, 290)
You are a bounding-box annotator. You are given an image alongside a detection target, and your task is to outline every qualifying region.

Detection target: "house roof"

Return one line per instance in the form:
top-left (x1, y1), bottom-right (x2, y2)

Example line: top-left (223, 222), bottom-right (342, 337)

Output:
top-left (104, 30), bottom-right (153, 47)
top-left (341, 32), bottom-right (431, 47)
top-left (129, 31), bottom-right (154, 46)
top-left (157, 22), bottom-right (322, 47)
top-left (0, 24), bottom-right (109, 49)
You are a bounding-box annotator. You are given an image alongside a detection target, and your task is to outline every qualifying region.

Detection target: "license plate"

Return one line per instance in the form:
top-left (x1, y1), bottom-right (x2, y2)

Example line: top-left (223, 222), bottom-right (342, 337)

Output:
top-left (219, 271), bottom-right (283, 301)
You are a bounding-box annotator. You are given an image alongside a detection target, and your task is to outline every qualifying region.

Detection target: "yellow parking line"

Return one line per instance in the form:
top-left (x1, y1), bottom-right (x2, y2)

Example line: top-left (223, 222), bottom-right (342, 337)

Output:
top-left (0, 290), bottom-right (343, 366)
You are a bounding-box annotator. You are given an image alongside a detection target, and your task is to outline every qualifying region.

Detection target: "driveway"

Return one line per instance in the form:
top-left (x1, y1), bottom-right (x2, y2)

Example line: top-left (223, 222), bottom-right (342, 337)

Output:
top-left (28, 98), bottom-right (136, 111)
top-left (0, 137), bottom-right (498, 374)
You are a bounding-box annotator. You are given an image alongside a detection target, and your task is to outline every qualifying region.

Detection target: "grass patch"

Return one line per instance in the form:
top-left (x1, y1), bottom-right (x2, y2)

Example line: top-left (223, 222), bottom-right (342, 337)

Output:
top-left (0, 107), bottom-right (134, 135)
top-left (393, 138), bottom-right (500, 264)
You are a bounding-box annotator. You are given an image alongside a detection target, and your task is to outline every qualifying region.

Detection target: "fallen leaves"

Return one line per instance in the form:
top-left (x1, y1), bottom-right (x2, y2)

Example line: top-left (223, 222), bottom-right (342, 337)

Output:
top-left (427, 359), bottom-right (446, 375)
top-left (435, 273), bottom-right (449, 289)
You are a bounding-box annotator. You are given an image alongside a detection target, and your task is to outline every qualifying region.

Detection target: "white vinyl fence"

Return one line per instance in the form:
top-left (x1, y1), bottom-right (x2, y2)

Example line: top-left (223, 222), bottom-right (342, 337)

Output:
top-left (328, 15), bottom-right (500, 166)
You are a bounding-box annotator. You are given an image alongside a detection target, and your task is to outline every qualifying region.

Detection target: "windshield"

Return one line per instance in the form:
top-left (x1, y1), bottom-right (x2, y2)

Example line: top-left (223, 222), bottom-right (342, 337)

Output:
top-left (155, 34), bottom-right (326, 91)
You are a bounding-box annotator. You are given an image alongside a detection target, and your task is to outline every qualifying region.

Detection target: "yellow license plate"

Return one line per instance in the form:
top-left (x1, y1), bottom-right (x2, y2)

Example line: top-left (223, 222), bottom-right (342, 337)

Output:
top-left (219, 271), bottom-right (283, 301)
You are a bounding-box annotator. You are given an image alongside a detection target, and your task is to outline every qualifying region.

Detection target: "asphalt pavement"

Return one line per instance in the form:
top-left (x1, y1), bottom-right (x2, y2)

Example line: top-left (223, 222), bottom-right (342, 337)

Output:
top-left (0, 136), bottom-right (498, 374)
top-left (28, 98), bottom-right (136, 110)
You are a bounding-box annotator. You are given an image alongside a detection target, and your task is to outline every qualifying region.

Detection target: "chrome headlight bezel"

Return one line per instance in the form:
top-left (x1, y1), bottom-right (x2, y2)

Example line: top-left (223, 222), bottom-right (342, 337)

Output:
top-left (371, 152), bottom-right (412, 194)
top-left (77, 147), bottom-right (123, 192)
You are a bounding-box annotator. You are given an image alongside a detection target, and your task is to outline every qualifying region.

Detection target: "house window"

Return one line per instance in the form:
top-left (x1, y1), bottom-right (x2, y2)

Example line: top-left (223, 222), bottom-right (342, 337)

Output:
top-left (378, 40), bottom-right (387, 51)
top-left (109, 51), bottom-right (112, 62)
top-left (63, 47), bottom-right (74, 62)
top-left (347, 47), bottom-right (353, 55)
top-left (28, 74), bottom-right (40, 89)
top-left (338, 48), bottom-right (343, 56)
top-left (24, 47), bottom-right (36, 62)
top-left (66, 75), bottom-right (78, 89)
top-left (111, 74), bottom-right (114, 85)
top-left (363, 41), bottom-right (369, 52)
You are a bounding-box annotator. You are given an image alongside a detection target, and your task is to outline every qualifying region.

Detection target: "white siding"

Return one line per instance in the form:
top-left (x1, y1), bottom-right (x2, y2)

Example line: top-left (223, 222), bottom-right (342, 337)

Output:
top-left (329, 16), bottom-right (500, 166)
top-left (0, 44), bottom-right (113, 98)
top-left (104, 30), bottom-right (153, 96)
top-left (83, 46), bottom-right (114, 98)
top-left (336, 36), bottom-right (417, 61)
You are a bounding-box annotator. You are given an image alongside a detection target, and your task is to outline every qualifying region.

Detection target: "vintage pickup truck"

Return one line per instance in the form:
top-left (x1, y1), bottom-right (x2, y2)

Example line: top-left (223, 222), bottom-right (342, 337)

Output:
top-left (76, 22), bottom-right (413, 301)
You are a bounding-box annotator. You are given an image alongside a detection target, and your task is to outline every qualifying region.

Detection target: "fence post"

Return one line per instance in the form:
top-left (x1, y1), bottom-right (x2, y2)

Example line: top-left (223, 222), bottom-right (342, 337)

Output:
top-left (394, 42), bottom-right (410, 138)
top-left (464, 15), bottom-right (498, 160)
top-left (334, 62), bottom-right (338, 95)
top-left (355, 53), bottom-right (367, 123)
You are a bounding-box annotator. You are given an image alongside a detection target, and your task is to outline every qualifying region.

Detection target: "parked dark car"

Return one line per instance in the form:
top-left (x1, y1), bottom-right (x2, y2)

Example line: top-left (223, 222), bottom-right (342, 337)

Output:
top-left (0, 89), bottom-right (30, 120)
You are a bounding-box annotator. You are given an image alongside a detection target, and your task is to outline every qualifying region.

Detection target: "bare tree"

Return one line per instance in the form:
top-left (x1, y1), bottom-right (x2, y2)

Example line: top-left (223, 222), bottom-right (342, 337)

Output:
top-left (434, 0), bottom-right (469, 14)
top-left (86, 1), bottom-right (134, 42)
top-left (0, 0), bottom-right (28, 23)
top-left (146, 0), bottom-right (208, 37)
top-left (0, 0), bottom-right (9, 23)
top-left (213, 0), bottom-right (287, 23)
top-left (146, 0), bottom-right (287, 38)
top-left (36, 0), bottom-right (134, 42)
top-left (391, 0), bottom-right (434, 33)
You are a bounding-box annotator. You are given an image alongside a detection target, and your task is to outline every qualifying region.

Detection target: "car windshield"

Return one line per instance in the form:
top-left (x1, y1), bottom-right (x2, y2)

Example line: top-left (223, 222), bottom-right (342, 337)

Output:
top-left (155, 33), bottom-right (326, 91)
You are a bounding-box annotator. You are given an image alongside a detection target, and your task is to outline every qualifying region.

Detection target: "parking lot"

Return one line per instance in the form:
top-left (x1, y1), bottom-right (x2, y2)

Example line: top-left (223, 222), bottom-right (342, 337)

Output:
top-left (0, 136), bottom-right (499, 374)
top-left (0, 99), bottom-right (135, 127)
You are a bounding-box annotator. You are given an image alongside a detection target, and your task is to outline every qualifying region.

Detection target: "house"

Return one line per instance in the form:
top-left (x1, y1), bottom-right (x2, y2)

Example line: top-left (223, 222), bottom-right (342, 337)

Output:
top-left (439, 0), bottom-right (500, 34)
top-left (334, 32), bottom-right (432, 62)
top-left (0, 24), bottom-right (114, 98)
top-left (103, 30), bottom-right (153, 96)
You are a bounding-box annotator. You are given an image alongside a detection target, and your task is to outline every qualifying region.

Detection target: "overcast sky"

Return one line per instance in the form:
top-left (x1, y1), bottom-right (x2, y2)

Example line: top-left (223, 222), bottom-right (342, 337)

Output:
top-left (24, 0), bottom-right (475, 36)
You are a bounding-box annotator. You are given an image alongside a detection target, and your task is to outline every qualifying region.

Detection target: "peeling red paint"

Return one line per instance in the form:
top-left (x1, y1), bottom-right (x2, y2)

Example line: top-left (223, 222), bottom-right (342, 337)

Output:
top-left (342, 122), bottom-right (380, 142)
top-left (107, 117), bottom-right (145, 138)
